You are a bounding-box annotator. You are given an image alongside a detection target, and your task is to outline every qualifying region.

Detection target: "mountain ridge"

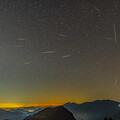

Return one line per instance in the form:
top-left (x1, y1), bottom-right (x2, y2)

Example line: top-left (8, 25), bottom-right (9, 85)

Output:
top-left (64, 100), bottom-right (120, 120)
top-left (24, 106), bottom-right (76, 120)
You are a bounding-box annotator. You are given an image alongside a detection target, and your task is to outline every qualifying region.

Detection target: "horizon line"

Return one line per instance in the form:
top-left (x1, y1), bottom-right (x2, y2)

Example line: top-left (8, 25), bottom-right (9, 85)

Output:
top-left (0, 99), bottom-right (119, 109)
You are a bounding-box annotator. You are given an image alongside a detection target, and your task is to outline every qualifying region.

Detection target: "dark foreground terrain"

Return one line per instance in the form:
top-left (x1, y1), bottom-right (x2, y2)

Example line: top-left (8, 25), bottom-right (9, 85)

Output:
top-left (1, 100), bottom-right (120, 120)
top-left (24, 106), bottom-right (76, 120)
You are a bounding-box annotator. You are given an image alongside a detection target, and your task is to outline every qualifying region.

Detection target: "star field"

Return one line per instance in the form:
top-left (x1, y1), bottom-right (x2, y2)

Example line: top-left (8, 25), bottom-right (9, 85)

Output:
top-left (0, 0), bottom-right (120, 105)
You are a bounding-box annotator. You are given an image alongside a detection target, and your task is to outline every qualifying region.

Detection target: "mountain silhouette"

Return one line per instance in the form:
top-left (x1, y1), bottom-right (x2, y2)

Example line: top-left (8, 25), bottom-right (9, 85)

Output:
top-left (24, 106), bottom-right (76, 120)
top-left (64, 100), bottom-right (120, 120)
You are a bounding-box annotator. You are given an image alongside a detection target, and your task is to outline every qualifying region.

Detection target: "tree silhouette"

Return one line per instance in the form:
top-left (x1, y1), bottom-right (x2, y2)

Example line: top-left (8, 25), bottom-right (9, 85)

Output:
top-left (104, 117), bottom-right (112, 120)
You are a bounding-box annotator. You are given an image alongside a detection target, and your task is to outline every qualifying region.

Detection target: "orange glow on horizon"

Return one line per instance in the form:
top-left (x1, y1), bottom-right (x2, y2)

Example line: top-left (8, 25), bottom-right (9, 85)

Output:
top-left (0, 103), bottom-right (63, 109)
top-left (0, 103), bottom-right (24, 109)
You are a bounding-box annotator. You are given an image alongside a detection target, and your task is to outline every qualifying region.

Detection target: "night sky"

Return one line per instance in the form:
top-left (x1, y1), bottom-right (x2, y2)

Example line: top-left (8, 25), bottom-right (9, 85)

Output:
top-left (0, 0), bottom-right (120, 107)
